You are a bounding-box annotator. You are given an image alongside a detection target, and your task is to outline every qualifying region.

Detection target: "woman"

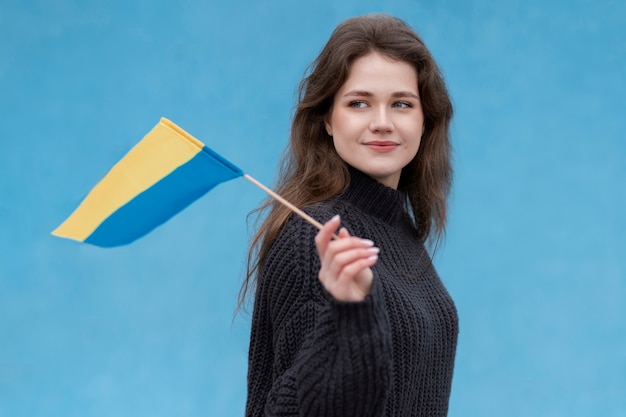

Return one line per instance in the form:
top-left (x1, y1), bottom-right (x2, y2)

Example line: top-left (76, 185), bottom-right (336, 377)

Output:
top-left (242, 13), bottom-right (458, 417)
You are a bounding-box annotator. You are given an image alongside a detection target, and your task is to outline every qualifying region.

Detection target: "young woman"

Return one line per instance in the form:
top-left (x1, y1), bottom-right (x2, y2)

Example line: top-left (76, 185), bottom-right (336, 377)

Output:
top-left (242, 13), bottom-right (458, 417)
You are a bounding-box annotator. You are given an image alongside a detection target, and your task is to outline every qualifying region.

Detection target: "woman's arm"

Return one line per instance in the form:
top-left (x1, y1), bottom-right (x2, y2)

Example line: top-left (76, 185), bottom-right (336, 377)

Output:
top-left (246, 212), bottom-right (392, 417)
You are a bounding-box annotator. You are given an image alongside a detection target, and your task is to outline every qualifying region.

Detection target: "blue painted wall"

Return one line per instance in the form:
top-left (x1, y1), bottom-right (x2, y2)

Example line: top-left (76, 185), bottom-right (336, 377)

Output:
top-left (1, 1), bottom-right (624, 416)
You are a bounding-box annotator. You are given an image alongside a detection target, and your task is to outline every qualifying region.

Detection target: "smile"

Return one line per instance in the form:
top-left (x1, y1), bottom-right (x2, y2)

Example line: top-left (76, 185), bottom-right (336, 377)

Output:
top-left (363, 141), bottom-right (399, 153)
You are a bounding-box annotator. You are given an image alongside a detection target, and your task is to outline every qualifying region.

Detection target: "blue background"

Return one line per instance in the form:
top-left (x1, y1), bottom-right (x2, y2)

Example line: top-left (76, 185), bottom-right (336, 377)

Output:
top-left (1, 1), bottom-right (624, 416)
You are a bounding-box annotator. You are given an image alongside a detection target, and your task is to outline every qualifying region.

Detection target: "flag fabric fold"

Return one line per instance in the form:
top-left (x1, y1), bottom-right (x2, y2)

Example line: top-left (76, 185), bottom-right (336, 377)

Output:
top-left (52, 117), bottom-right (243, 247)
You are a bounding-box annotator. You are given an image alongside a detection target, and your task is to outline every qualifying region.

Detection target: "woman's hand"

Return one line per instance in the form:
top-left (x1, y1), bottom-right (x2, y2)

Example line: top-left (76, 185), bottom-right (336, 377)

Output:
top-left (315, 215), bottom-right (379, 302)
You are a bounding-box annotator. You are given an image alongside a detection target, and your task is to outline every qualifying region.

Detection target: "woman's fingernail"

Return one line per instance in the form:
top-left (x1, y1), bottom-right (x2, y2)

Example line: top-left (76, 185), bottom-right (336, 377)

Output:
top-left (367, 247), bottom-right (380, 254)
top-left (331, 214), bottom-right (340, 222)
top-left (361, 239), bottom-right (374, 246)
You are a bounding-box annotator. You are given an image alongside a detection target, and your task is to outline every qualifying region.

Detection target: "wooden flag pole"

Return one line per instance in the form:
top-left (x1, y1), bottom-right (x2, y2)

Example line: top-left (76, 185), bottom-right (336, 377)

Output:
top-left (243, 174), bottom-right (338, 239)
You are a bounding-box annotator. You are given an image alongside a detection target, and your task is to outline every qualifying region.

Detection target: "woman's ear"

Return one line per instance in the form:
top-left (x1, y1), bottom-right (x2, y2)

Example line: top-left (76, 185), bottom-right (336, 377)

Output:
top-left (324, 112), bottom-right (333, 137)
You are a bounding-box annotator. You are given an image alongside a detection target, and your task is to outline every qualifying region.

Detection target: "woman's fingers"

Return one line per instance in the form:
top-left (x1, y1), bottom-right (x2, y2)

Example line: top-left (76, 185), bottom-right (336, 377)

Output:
top-left (320, 245), bottom-right (377, 301)
top-left (323, 244), bottom-right (379, 280)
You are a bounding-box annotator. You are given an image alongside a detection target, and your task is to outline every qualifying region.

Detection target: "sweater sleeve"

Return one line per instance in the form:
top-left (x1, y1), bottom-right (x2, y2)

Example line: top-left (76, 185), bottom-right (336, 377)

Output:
top-left (245, 213), bottom-right (392, 417)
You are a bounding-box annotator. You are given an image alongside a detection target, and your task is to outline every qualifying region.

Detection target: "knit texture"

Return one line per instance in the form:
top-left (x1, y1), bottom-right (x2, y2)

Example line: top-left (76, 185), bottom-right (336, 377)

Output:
top-left (246, 168), bottom-right (458, 417)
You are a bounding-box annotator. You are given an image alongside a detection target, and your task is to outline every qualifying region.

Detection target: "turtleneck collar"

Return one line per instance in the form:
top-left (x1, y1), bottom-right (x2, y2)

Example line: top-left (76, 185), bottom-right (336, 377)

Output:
top-left (339, 167), bottom-right (408, 226)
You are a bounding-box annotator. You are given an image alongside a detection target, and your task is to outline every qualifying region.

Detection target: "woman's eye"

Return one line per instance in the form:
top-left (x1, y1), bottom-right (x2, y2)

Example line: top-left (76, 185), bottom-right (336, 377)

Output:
top-left (393, 101), bottom-right (413, 108)
top-left (348, 101), bottom-right (368, 108)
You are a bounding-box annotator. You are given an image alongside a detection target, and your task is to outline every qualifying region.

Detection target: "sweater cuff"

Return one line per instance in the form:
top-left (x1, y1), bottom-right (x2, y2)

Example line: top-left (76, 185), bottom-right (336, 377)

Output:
top-left (329, 279), bottom-right (385, 335)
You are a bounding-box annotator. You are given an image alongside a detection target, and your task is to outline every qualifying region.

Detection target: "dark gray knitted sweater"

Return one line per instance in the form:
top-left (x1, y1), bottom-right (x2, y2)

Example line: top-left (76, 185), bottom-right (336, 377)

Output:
top-left (246, 169), bottom-right (458, 417)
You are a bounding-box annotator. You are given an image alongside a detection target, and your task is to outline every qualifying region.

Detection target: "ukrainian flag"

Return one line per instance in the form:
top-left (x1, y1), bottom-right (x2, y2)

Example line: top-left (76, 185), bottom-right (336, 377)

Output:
top-left (52, 118), bottom-right (243, 247)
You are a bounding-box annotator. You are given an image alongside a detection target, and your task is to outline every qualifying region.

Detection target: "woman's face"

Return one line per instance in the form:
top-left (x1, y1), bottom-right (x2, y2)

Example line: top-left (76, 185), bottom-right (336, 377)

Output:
top-left (326, 52), bottom-right (424, 189)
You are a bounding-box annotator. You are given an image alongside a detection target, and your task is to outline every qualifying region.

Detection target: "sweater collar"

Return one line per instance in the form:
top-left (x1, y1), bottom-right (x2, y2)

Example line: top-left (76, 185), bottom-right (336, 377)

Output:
top-left (340, 167), bottom-right (407, 226)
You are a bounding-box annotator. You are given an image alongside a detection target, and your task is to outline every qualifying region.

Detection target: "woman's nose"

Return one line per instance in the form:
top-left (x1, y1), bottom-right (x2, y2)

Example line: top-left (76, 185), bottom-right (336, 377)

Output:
top-left (369, 107), bottom-right (394, 133)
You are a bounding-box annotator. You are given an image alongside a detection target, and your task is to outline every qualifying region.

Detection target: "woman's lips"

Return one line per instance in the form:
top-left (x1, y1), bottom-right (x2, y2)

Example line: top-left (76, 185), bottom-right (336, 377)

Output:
top-left (364, 141), bottom-right (399, 152)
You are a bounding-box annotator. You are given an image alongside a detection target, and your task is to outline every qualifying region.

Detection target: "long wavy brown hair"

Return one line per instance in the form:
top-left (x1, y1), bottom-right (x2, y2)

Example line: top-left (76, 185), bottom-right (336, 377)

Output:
top-left (239, 13), bottom-right (453, 309)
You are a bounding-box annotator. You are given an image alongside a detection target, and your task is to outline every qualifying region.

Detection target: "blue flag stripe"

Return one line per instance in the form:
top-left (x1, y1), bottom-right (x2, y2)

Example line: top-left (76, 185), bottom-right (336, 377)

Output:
top-left (85, 145), bottom-right (243, 247)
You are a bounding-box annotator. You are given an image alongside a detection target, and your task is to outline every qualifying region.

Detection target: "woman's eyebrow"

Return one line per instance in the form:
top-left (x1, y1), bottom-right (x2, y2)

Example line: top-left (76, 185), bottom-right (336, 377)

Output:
top-left (391, 91), bottom-right (420, 99)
